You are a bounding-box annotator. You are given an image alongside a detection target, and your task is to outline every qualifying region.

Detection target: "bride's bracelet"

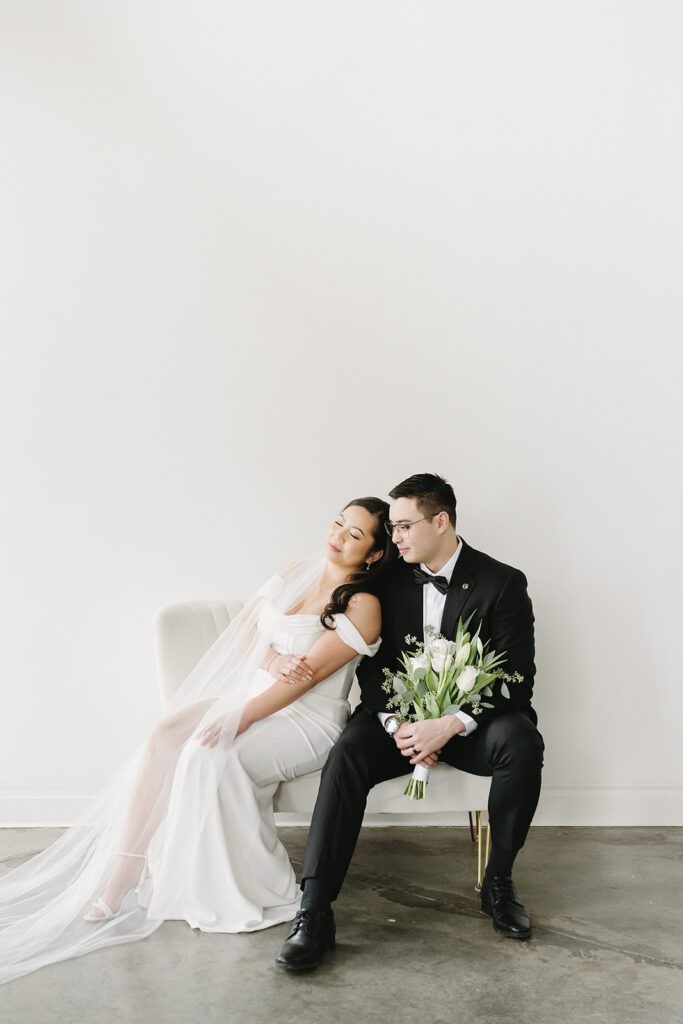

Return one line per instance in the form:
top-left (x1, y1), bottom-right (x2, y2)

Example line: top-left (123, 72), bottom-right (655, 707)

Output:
top-left (265, 652), bottom-right (279, 675)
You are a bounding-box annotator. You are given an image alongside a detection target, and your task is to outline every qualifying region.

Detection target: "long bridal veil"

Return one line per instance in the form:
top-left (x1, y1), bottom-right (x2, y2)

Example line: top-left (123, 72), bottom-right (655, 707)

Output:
top-left (0, 552), bottom-right (326, 985)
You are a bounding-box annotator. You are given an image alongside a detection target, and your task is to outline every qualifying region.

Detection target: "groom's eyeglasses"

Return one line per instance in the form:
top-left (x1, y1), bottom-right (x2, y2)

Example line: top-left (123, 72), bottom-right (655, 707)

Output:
top-left (384, 513), bottom-right (439, 538)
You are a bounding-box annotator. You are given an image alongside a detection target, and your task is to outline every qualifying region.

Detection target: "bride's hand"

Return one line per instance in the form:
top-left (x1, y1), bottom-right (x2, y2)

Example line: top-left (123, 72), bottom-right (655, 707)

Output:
top-left (196, 715), bottom-right (232, 748)
top-left (269, 653), bottom-right (313, 685)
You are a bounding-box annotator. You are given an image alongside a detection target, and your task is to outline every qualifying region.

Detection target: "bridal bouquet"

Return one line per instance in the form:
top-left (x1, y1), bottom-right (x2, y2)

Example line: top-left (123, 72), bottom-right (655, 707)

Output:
top-left (381, 612), bottom-right (523, 799)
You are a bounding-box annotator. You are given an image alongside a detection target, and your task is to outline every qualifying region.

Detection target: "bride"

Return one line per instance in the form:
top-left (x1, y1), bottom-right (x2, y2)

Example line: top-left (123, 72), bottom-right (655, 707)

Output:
top-left (0, 496), bottom-right (395, 985)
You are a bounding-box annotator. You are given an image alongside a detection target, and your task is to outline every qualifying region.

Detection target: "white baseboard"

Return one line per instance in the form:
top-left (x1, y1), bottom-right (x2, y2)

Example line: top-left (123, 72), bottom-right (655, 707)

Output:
top-left (532, 785), bottom-right (683, 826)
top-left (1, 785), bottom-right (681, 829)
top-left (0, 790), bottom-right (96, 828)
top-left (277, 785), bottom-right (683, 827)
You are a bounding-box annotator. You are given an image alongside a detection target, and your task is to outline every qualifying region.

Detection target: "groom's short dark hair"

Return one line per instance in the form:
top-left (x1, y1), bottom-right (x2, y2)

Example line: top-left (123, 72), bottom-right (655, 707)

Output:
top-left (389, 473), bottom-right (457, 530)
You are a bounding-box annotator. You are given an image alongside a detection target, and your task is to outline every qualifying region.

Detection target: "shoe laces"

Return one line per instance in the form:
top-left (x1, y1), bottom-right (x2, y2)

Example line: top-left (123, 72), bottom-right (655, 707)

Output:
top-left (289, 909), bottom-right (318, 936)
top-left (490, 874), bottom-right (517, 901)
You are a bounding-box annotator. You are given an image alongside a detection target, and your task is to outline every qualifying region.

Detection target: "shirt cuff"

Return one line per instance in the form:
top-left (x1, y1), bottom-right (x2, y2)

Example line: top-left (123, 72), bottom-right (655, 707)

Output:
top-left (454, 710), bottom-right (477, 736)
top-left (377, 711), bottom-right (395, 728)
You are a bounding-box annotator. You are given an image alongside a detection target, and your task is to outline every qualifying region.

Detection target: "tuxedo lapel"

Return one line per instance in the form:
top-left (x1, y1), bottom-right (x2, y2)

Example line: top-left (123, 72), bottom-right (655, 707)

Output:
top-left (394, 561), bottom-right (423, 638)
top-left (439, 537), bottom-right (479, 639)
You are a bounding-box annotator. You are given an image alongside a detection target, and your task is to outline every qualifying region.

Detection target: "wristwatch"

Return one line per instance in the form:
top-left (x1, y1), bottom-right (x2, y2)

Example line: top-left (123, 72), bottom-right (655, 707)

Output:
top-left (384, 715), bottom-right (399, 736)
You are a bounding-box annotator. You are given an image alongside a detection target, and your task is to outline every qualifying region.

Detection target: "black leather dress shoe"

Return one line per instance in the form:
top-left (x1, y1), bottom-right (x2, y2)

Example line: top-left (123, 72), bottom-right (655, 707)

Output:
top-left (275, 909), bottom-right (336, 971)
top-left (480, 875), bottom-right (532, 940)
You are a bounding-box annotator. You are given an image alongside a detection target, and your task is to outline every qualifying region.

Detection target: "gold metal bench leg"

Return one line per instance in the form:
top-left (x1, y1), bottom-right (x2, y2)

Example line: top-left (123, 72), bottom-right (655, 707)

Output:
top-left (468, 811), bottom-right (477, 844)
top-left (473, 810), bottom-right (491, 892)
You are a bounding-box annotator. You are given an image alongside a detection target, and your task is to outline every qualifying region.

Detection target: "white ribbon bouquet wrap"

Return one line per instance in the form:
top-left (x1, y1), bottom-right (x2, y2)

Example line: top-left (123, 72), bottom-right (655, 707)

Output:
top-left (382, 612), bottom-right (524, 799)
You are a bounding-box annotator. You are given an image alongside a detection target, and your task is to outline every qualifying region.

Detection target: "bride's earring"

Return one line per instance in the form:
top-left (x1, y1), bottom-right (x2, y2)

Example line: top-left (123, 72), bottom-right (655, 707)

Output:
top-left (364, 563), bottom-right (371, 571)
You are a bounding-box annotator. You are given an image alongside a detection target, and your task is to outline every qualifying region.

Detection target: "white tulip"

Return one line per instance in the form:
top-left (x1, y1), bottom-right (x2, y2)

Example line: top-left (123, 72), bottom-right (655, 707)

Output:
top-left (431, 652), bottom-right (454, 675)
top-left (476, 637), bottom-right (483, 658)
top-left (454, 642), bottom-right (471, 668)
top-left (457, 665), bottom-right (479, 692)
top-left (409, 654), bottom-right (429, 677)
top-left (430, 637), bottom-right (455, 658)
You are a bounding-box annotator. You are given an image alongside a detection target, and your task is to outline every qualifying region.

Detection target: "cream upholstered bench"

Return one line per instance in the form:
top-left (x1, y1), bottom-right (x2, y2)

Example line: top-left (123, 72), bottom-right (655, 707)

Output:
top-left (152, 599), bottom-right (492, 888)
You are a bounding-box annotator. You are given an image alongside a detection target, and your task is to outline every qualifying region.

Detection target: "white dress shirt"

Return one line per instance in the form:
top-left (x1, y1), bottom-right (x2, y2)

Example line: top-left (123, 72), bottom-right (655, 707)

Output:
top-left (378, 535), bottom-right (477, 737)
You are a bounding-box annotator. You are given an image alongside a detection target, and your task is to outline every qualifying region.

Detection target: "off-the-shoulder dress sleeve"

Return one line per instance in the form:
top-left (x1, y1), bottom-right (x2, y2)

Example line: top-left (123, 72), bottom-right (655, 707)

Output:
top-left (331, 612), bottom-right (382, 658)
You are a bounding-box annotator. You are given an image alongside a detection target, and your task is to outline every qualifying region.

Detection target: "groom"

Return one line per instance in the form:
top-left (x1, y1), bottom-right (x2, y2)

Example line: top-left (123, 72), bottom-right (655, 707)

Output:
top-left (276, 473), bottom-right (545, 970)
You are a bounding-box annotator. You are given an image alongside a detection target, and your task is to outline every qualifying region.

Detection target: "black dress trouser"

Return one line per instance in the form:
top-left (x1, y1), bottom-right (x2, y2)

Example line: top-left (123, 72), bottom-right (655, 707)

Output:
top-left (301, 706), bottom-right (545, 900)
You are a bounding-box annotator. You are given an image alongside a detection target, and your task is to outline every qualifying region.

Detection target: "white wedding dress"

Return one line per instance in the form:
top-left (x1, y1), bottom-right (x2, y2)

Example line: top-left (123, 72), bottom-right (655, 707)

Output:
top-left (0, 556), bottom-right (380, 985)
top-left (143, 599), bottom-right (380, 932)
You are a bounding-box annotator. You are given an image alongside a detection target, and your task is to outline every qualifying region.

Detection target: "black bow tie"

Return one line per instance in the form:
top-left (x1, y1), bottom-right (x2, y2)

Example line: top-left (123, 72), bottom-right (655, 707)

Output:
top-left (412, 567), bottom-right (450, 595)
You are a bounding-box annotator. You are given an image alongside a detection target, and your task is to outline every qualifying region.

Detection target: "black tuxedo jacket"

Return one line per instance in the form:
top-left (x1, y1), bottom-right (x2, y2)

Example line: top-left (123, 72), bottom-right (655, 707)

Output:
top-left (356, 536), bottom-right (537, 729)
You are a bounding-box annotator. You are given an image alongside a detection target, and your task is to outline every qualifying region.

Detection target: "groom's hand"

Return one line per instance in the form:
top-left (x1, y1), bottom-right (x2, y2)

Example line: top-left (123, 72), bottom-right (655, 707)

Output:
top-left (394, 722), bottom-right (440, 768)
top-left (395, 717), bottom-right (465, 764)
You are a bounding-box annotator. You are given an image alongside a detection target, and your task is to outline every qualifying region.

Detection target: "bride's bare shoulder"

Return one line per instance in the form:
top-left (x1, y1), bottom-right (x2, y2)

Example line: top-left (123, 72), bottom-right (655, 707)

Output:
top-left (344, 592), bottom-right (381, 643)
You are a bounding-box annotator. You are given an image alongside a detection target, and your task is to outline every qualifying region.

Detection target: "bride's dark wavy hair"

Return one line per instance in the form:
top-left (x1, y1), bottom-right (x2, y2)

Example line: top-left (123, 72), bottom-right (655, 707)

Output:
top-left (321, 496), bottom-right (397, 629)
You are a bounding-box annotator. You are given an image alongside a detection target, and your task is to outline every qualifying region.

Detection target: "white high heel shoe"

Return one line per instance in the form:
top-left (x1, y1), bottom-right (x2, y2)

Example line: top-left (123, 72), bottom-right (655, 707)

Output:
top-left (83, 852), bottom-right (149, 922)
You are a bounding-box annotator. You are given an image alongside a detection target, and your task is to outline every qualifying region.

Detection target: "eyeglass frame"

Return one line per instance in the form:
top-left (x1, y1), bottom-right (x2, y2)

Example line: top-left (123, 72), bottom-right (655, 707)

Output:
top-left (384, 512), bottom-right (440, 538)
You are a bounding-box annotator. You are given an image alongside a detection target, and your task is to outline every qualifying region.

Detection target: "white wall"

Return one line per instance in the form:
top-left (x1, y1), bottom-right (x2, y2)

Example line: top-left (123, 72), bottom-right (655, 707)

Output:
top-left (1, 2), bottom-right (681, 826)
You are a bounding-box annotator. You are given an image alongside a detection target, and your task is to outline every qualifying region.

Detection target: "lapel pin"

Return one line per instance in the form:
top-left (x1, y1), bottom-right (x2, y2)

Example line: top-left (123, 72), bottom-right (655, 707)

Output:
top-left (461, 583), bottom-right (469, 589)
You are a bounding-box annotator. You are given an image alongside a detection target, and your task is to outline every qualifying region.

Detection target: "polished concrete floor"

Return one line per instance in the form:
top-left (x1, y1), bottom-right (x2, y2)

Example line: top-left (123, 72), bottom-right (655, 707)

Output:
top-left (0, 826), bottom-right (681, 1024)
